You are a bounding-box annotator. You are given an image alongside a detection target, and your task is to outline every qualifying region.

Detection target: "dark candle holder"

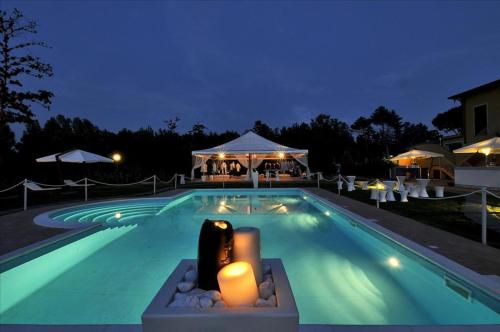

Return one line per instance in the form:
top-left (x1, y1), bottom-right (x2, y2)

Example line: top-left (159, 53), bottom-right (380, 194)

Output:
top-left (197, 219), bottom-right (234, 290)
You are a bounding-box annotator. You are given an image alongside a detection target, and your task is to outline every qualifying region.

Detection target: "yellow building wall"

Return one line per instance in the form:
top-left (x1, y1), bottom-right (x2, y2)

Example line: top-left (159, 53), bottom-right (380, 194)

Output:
top-left (463, 88), bottom-right (500, 144)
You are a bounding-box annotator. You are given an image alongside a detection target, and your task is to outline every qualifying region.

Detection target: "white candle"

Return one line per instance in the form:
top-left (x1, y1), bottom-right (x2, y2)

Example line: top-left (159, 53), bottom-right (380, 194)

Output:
top-left (217, 262), bottom-right (259, 307)
top-left (233, 227), bottom-right (262, 284)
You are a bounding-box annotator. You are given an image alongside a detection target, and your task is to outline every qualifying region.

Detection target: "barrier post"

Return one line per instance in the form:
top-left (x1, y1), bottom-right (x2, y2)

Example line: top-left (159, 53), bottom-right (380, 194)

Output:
top-left (84, 177), bottom-right (88, 201)
top-left (481, 187), bottom-right (487, 245)
top-left (174, 174), bottom-right (177, 190)
top-left (153, 175), bottom-right (157, 196)
top-left (317, 173), bottom-right (320, 189)
top-left (23, 179), bottom-right (28, 211)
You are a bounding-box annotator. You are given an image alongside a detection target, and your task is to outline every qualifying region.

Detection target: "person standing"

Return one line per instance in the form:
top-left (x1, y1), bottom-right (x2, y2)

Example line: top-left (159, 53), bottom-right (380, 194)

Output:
top-left (235, 162), bottom-right (241, 175)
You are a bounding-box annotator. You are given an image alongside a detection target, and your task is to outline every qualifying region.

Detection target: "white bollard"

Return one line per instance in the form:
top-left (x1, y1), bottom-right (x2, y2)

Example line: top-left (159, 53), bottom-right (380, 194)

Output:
top-left (400, 190), bottom-right (409, 202)
top-left (23, 179), bottom-right (28, 211)
top-left (481, 187), bottom-right (487, 245)
top-left (434, 186), bottom-right (444, 198)
top-left (153, 175), bottom-right (156, 195)
top-left (84, 177), bottom-right (88, 201)
top-left (379, 190), bottom-right (387, 203)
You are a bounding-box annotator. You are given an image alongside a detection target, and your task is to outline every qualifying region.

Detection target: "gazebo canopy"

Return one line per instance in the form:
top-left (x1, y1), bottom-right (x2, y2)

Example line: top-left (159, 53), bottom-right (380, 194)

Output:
top-left (192, 131), bottom-right (307, 156)
top-left (390, 149), bottom-right (443, 162)
top-left (453, 137), bottom-right (500, 155)
top-left (191, 131), bottom-right (309, 178)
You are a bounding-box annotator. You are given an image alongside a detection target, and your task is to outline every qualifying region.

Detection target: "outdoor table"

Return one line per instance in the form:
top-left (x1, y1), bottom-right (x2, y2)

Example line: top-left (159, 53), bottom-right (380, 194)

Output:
top-left (396, 175), bottom-right (406, 191)
top-left (434, 186), bottom-right (444, 198)
top-left (416, 179), bottom-right (430, 197)
top-left (370, 189), bottom-right (379, 200)
top-left (383, 181), bottom-right (396, 201)
top-left (346, 176), bottom-right (356, 191)
top-left (378, 190), bottom-right (387, 202)
top-left (400, 190), bottom-right (409, 202)
top-left (408, 184), bottom-right (420, 198)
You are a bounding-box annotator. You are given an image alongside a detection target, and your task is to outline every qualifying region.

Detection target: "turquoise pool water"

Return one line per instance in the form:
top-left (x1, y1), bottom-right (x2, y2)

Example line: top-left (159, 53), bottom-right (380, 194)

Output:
top-left (1, 189), bottom-right (499, 325)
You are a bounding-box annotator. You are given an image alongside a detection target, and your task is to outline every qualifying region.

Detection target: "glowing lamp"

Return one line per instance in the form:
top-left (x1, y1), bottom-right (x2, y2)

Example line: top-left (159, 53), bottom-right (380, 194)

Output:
top-left (217, 262), bottom-right (259, 307)
top-left (388, 257), bottom-right (400, 268)
top-left (218, 152), bottom-right (226, 159)
top-left (278, 152), bottom-right (285, 159)
top-left (480, 148), bottom-right (491, 156)
top-left (197, 219), bottom-right (234, 290)
top-left (112, 153), bottom-right (122, 162)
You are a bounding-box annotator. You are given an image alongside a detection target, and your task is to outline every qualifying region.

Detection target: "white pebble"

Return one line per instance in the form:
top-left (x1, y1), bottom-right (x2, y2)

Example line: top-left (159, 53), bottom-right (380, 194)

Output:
top-left (268, 295), bottom-right (277, 306)
top-left (174, 292), bottom-right (187, 300)
top-left (213, 300), bottom-right (226, 308)
top-left (188, 288), bottom-right (206, 296)
top-left (256, 298), bottom-right (273, 307)
top-left (262, 264), bottom-right (271, 275)
top-left (258, 281), bottom-right (275, 300)
top-left (200, 297), bottom-right (213, 308)
top-left (177, 282), bottom-right (195, 293)
top-left (205, 290), bottom-right (222, 302)
top-left (184, 269), bottom-right (197, 283)
top-left (168, 299), bottom-right (186, 307)
top-left (185, 295), bottom-right (200, 308)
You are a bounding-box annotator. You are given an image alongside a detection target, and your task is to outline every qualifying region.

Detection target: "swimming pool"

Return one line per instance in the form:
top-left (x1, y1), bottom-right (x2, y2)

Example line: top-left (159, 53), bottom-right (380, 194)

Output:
top-left (1, 189), bottom-right (499, 325)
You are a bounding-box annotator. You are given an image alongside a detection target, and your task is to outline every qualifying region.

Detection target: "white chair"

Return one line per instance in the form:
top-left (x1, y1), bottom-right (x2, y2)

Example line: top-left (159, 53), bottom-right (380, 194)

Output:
top-left (434, 186), bottom-right (444, 198)
top-left (64, 179), bottom-right (94, 187)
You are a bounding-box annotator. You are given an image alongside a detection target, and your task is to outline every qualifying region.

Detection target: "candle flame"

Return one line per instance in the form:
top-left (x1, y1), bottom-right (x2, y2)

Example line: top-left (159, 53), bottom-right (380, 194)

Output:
top-left (214, 221), bottom-right (227, 229)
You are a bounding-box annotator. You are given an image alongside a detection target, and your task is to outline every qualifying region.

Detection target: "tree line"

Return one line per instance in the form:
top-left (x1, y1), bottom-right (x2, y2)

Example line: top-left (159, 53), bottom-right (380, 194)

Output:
top-left (0, 107), bottom-right (442, 186)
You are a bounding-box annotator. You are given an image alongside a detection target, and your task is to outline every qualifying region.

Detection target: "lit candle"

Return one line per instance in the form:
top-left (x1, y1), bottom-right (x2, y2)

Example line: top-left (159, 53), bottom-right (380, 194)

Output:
top-left (233, 227), bottom-right (262, 284)
top-left (217, 262), bottom-right (259, 307)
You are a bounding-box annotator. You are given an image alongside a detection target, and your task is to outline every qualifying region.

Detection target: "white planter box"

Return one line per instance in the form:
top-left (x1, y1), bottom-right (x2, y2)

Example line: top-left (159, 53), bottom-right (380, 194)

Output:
top-left (142, 258), bottom-right (299, 332)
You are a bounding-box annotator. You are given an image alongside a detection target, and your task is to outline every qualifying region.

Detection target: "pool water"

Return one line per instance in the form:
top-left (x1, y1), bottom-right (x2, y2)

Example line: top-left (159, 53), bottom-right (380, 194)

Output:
top-left (1, 190), bottom-right (499, 325)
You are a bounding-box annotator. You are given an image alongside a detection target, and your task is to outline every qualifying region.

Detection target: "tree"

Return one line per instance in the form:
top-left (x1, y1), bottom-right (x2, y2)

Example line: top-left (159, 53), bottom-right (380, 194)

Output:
top-left (369, 106), bottom-right (402, 157)
top-left (164, 117), bottom-right (180, 134)
top-left (0, 8), bottom-right (53, 125)
top-left (432, 106), bottom-right (463, 135)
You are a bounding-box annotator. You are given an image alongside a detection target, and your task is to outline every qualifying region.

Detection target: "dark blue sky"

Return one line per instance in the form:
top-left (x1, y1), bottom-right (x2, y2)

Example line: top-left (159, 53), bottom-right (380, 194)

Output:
top-left (3, 0), bottom-right (500, 134)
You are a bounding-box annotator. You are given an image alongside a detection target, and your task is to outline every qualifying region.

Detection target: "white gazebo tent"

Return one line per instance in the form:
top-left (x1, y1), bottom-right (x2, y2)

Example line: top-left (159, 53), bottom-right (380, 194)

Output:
top-left (390, 149), bottom-right (444, 178)
top-left (191, 131), bottom-right (309, 179)
top-left (453, 137), bottom-right (500, 166)
top-left (36, 149), bottom-right (114, 163)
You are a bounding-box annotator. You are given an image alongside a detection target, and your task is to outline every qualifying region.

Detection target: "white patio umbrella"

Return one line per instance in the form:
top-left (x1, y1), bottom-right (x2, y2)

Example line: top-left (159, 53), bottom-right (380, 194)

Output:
top-left (36, 149), bottom-right (113, 201)
top-left (453, 137), bottom-right (500, 166)
top-left (36, 149), bottom-right (113, 163)
top-left (390, 149), bottom-right (444, 178)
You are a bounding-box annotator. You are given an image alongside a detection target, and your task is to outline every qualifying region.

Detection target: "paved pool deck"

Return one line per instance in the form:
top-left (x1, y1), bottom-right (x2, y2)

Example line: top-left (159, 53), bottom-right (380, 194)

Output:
top-left (1, 187), bottom-right (499, 278)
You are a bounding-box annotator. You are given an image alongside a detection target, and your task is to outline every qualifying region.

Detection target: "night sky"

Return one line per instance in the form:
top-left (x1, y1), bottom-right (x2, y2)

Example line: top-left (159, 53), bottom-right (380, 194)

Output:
top-left (3, 0), bottom-right (500, 135)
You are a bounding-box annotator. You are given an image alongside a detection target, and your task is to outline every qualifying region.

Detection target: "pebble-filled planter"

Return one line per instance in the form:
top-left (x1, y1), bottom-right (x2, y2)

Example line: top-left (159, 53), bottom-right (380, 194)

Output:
top-left (142, 259), bottom-right (298, 332)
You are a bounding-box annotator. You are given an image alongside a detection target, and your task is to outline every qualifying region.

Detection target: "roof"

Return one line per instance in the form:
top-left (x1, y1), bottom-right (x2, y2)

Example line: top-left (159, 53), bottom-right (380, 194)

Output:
top-left (192, 131), bottom-right (308, 156)
top-left (448, 79), bottom-right (500, 100)
top-left (36, 149), bottom-right (114, 163)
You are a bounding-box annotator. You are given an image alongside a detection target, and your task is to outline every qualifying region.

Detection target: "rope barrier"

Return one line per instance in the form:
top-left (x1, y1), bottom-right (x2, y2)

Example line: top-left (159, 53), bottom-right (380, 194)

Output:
top-left (86, 176), bottom-right (155, 186)
top-left (0, 180), bottom-right (25, 193)
top-left (485, 190), bottom-right (500, 200)
top-left (157, 174), bottom-right (177, 184)
top-left (408, 190), bottom-right (482, 200)
top-left (30, 181), bottom-right (67, 187)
